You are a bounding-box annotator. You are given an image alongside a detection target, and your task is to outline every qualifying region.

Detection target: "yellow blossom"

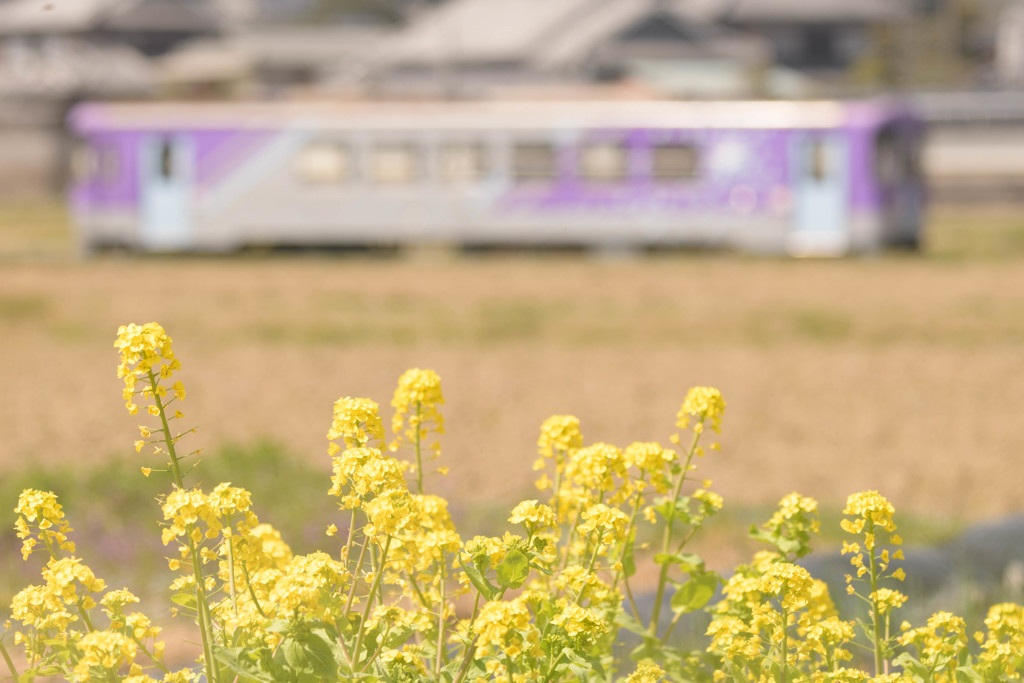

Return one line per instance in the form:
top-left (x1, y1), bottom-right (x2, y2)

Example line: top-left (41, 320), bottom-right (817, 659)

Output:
top-left (475, 597), bottom-right (538, 658)
top-left (14, 489), bottom-right (75, 560)
top-left (390, 368), bottom-right (444, 455)
top-left (74, 630), bottom-right (137, 680)
top-left (676, 386), bottom-right (726, 433)
top-left (508, 500), bottom-right (557, 532)
top-left (537, 415), bottom-right (583, 460)
top-left (328, 396), bottom-right (385, 448)
top-left (626, 663), bottom-right (666, 683)
top-left (759, 561), bottom-right (814, 613)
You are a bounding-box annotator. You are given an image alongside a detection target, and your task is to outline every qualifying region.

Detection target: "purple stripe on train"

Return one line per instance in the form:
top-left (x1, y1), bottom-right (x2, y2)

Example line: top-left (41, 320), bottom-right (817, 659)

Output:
top-left (69, 128), bottom-right (276, 209)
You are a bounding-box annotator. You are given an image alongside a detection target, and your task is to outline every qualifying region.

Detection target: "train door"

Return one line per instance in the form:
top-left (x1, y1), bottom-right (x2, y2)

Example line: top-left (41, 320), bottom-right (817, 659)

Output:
top-left (139, 135), bottom-right (194, 250)
top-left (788, 133), bottom-right (849, 256)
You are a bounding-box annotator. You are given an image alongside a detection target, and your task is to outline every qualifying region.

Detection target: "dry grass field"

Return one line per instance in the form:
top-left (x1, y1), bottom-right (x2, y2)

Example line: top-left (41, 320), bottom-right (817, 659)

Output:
top-left (4, 200), bottom-right (1024, 551)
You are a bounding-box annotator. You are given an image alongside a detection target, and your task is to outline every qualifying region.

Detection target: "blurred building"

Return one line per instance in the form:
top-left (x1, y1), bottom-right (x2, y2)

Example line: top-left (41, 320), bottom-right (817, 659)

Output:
top-left (325, 0), bottom-right (913, 99)
top-left (0, 0), bottom-right (251, 194)
top-left (2, 0), bottom-right (1023, 197)
top-left (996, 0), bottom-right (1024, 87)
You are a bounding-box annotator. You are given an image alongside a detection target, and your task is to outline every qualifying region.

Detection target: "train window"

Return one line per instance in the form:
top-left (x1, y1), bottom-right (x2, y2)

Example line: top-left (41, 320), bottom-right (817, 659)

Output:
top-left (441, 143), bottom-right (487, 183)
top-left (159, 139), bottom-right (178, 179)
top-left (652, 143), bottom-right (700, 180)
top-left (903, 131), bottom-right (923, 179)
top-left (72, 142), bottom-right (119, 185)
top-left (96, 145), bottom-right (119, 184)
top-left (808, 139), bottom-right (828, 181)
top-left (580, 142), bottom-right (627, 182)
top-left (371, 143), bottom-right (419, 184)
top-left (875, 126), bottom-right (922, 185)
top-left (513, 143), bottom-right (558, 181)
top-left (294, 142), bottom-right (351, 184)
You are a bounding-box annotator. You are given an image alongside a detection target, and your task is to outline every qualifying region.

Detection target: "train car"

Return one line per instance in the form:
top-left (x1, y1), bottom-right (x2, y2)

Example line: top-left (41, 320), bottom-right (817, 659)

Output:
top-left (67, 98), bottom-right (924, 256)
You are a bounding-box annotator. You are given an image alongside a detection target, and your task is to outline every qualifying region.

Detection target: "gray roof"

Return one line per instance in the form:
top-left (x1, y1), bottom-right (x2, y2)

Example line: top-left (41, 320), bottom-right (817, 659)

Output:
top-left (102, 0), bottom-right (227, 32)
top-left (0, 36), bottom-right (152, 96)
top-left (715, 0), bottom-right (914, 23)
top-left (0, 0), bottom-right (248, 34)
top-left (383, 0), bottom-right (598, 65)
top-left (158, 24), bottom-right (389, 83)
top-left (0, 0), bottom-right (113, 33)
top-left (378, 0), bottom-right (761, 70)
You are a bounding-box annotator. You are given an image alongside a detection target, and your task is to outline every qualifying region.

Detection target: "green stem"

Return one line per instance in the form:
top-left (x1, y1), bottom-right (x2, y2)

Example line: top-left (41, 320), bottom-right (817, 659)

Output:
top-left (648, 428), bottom-right (701, 638)
top-left (414, 402), bottom-right (424, 494)
top-left (435, 567), bottom-right (447, 678)
top-left (341, 508), bottom-right (358, 567)
top-left (451, 590), bottom-right (499, 683)
top-left (868, 525), bottom-right (884, 676)
top-left (146, 368), bottom-right (217, 683)
top-left (227, 536), bottom-right (238, 619)
top-left (541, 650), bottom-right (567, 683)
top-left (241, 562), bottom-right (268, 618)
top-left (76, 597), bottom-right (96, 632)
top-left (610, 474), bottom-right (645, 595)
top-left (0, 637), bottom-right (19, 680)
top-left (352, 535), bottom-right (393, 668)
top-left (344, 532), bottom-right (371, 616)
top-left (780, 606), bottom-right (789, 683)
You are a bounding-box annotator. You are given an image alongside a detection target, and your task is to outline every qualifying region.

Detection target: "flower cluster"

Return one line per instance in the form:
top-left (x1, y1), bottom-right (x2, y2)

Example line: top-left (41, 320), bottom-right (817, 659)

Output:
top-left (14, 489), bottom-right (75, 561)
top-left (327, 396), bottom-right (385, 449)
top-left (114, 323), bottom-right (182, 416)
top-left (5, 322), bottom-right (1024, 683)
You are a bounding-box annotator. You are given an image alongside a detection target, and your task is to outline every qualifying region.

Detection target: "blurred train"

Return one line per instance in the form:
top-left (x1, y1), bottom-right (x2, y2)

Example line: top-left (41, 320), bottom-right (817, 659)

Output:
top-left (67, 98), bottom-right (925, 256)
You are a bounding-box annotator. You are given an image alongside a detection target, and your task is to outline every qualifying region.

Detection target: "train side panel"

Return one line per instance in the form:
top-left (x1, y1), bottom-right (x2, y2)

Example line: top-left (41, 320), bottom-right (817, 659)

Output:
top-left (67, 100), bottom-right (924, 255)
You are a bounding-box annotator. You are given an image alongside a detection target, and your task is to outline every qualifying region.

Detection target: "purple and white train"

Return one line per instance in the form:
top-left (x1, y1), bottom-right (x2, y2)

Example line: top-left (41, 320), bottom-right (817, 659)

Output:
top-left (67, 99), bottom-right (924, 256)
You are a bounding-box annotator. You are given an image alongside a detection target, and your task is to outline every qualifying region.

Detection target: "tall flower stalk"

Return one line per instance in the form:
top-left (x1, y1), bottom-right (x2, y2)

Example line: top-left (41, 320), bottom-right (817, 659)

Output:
top-left (114, 323), bottom-right (218, 683)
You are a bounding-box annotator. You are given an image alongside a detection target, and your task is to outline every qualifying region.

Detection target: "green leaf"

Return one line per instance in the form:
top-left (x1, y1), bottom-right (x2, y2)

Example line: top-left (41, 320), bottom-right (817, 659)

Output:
top-left (282, 637), bottom-right (308, 672)
top-left (621, 533), bottom-right (636, 578)
top-left (653, 552), bottom-right (705, 573)
top-left (458, 556), bottom-right (497, 600)
top-left (298, 630), bottom-right (339, 679)
top-left (561, 647), bottom-right (606, 678)
top-left (629, 637), bottom-right (662, 662)
top-left (670, 572), bottom-right (718, 613)
top-left (170, 591), bottom-right (197, 611)
top-left (497, 548), bottom-right (530, 589)
top-left (615, 610), bottom-right (648, 637)
top-left (776, 536), bottom-right (803, 554)
top-left (213, 645), bottom-right (274, 683)
top-left (265, 619), bottom-right (292, 634)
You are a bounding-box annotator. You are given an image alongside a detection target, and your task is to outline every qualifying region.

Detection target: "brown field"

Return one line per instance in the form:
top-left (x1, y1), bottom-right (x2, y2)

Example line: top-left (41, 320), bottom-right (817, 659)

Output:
top-left (4, 201), bottom-right (1024, 539)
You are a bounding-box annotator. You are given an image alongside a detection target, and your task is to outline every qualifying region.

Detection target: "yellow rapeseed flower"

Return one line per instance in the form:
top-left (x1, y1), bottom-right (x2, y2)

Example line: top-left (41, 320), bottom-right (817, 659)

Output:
top-left (329, 447), bottom-right (408, 509)
top-left (869, 587), bottom-right (908, 616)
top-left (626, 663), bottom-right (666, 683)
top-left (623, 441), bottom-right (675, 493)
top-left (73, 629), bottom-right (137, 680)
top-left (537, 415), bottom-right (584, 460)
top-left (676, 387), bottom-right (726, 433)
top-left (508, 500), bottom-right (557, 532)
top-left (390, 368), bottom-right (444, 453)
top-left (842, 491), bottom-right (898, 534)
top-left (759, 561), bottom-right (814, 613)
top-left (14, 489), bottom-right (75, 560)
top-left (577, 503), bottom-right (629, 546)
top-left (475, 597), bottom-right (538, 658)
top-left (551, 603), bottom-right (608, 645)
top-left (328, 396), bottom-right (385, 448)
top-left (564, 443), bottom-right (627, 501)
top-left (114, 323), bottom-right (181, 415)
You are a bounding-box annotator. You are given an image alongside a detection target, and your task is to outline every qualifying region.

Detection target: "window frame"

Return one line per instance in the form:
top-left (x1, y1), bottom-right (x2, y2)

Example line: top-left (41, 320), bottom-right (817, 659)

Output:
top-left (650, 142), bottom-right (701, 182)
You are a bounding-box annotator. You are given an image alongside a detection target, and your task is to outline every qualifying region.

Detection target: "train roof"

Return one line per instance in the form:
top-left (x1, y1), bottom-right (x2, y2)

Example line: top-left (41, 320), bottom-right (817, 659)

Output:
top-left (69, 99), bottom-right (917, 134)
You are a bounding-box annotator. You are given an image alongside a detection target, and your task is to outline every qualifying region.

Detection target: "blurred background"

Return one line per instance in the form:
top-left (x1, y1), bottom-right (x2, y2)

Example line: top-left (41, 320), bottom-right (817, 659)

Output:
top-left (4, 0), bottom-right (1024, 633)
